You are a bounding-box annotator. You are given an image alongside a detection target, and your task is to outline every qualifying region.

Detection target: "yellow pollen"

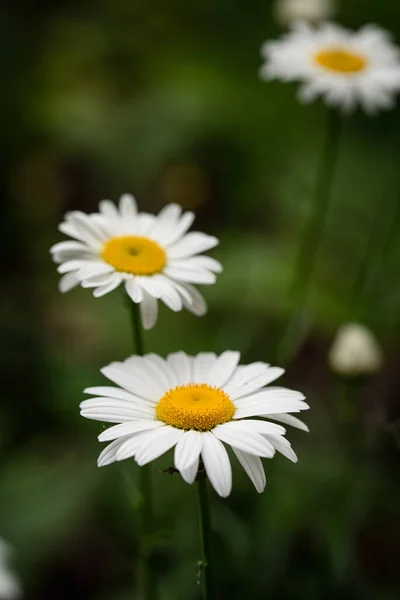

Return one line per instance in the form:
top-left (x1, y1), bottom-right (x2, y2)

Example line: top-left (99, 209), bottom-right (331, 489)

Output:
top-left (315, 47), bottom-right (368, 74)
top-left (102, 235), bottom-right (166, 275)
top-left (156, 383), bottom-right (235, 431)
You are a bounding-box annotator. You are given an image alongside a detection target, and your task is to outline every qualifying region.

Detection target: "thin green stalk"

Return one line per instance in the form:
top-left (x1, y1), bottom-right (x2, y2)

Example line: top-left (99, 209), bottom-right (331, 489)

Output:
top-left (291, 107), bottom-right (342, 299)
top-left (128, 301), bottom-right (155, 600)
top-left (277, 108), bottom-right (342, 364)
top-left (197, 472), bottom-right (213, 600)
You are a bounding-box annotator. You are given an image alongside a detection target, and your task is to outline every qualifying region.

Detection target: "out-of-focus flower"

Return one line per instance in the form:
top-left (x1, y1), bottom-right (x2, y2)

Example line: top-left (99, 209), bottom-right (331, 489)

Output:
top-left (80, 351), bottom-right (309, 497)
top-left (274, 0), bottom-right (334, 26)
top-left (329, 323), bottom-right (383, 377)
top-left (50, 194), bottom-right (222, 330)
top-left (260, 22), bottom-right (400, 113)
top-left (0, 540), bottom-right (21, 600)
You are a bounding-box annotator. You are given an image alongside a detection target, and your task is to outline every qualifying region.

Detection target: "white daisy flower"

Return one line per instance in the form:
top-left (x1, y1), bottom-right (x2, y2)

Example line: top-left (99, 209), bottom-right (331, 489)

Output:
top-left (0, 540), bottom-right (21, 600)
top-left (50, 195), bottom-right (222, 330)
top-left (274, 0), bottom-right (334, 26)
top-left (260, 22), bottom-right (400, 113)
top-left (80, 351), bottom-right (309, 497)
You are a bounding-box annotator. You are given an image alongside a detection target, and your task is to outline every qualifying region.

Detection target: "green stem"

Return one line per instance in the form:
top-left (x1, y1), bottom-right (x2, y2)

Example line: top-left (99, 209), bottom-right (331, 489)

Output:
top-left (197, 472), bottom-right (213, 600)
top-left (291, 107), bottom-right (342, 301)
top-left (128, 301), bottom-right (155, 600)
top-left (276, 108), bottom-right (342, 364)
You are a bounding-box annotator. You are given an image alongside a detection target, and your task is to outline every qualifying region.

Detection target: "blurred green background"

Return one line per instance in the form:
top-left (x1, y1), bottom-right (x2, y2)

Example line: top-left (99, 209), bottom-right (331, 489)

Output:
top-left (1, 0), bottom-right (400, 598)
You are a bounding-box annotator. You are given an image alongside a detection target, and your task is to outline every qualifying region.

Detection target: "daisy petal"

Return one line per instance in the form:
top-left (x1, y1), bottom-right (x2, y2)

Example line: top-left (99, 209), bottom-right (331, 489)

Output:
top-left (99, 420), bottom-right (163, 442)
top-left (134, 426), bottom-right (184, 466)
top-left (180, 456), bottom-right (199, 484)
top-left (213, 423), bottom-right (275, 458)
top-left (174, 430), bottom-right (203, 471)
top-left (140, 291), bottom-right (158, 330)
top-left (201, 433), bottom-right (232, 498)
top-left (206, 351), bottom-right (240, 387)
top-left (232, 448), bottom-right (266, 493)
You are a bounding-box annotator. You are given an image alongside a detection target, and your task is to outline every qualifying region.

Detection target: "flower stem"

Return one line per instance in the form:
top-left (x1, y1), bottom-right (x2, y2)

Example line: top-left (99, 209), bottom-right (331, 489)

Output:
top-left (197, 471), bottom-right (213, 600)
top-left (277, 108), bottom-right (342, 363)
top-left (128, 301), bottom-right (155, 600)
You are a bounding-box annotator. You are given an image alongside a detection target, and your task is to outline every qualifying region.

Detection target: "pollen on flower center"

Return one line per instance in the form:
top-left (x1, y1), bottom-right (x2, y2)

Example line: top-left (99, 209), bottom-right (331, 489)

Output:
top-left (315, 47), bottom-right (368, 73)
top-left (156, 383), bottom-right (236, 431)
top-left (102, 235), bottom-right (166, 275)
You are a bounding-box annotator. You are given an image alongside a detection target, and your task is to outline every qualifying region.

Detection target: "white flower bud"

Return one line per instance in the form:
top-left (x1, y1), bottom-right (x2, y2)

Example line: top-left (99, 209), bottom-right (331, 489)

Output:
top-left (0, 540), bottom-right (21, 599)
top-left (329, 323), bottom-right (383, 377)
top-left (274, 0), bottom-right (335, 26)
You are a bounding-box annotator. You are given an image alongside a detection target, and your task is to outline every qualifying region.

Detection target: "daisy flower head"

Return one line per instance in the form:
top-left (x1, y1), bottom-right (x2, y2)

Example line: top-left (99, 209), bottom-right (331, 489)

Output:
top-left (260, 22), bottom-right (400, 114)
top-left (50, 195), bottom-right (222, 329)
top-left (80, 351), bottom-right (309, 497)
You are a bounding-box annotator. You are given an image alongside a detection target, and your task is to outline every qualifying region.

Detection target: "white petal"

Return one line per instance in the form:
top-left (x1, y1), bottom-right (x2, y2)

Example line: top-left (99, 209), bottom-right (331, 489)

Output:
top-left (164, 266), bottom-right (216, 284)
top-left (144, 354), bottom-right (178, 388)
top-left (82, 273), bottom-right (116, 288)
top-left (59, 271), bottom-right (80, 293)
top-left (101, 363), bottom-right (160, 401)
top-left (80, 398), bottom-right (154, 422)
top-left (93, 273), bottom-right (122, 297)
top-left (162, 211), bottom-right (195, 246)
top-left (140, 291), bottom-right (158, 330)
top-left (180, 456), bottom-right (199, 484)
top-left (206, 351), bottom-right (240, 387)
top-left (201, 432), bottom-right (232, 498)
top-left (99, 199), bottom-right (119, 219)
top-left (232, 448), bottom-right (266, 493)
top-left (169, 256), bottom-right (223, 273)
top-left (152, 275), bottom-right (183, 311)
top-left (125, 277), bottom-right (144, 303)
top-left (114, 429), bottom-right (158, 461)
top-left (79, 262), bottom-right (115, 279)
top-left (168, 232), bottom-right (219, 259)
top-left (50, 240), bottom-right (89, 254)
top-left (136, 276), bottom-right (162, 299)
top-left (178, 283), bottom-right (207, 316)
top-left (230, 419), bottom-right (286, 436)
top-left (119, 194), bottom-right (138, 218)
top-left (67, 212), bottom-right (107, 247)
top-left (134, 426), bottom-right (184, 466)
top-left (123, 356), bottom-right (170, 397)
top-left (223, 363), bottom-right (270, 396)
top-left (167, 351), bottom-right (193, 385)
top-left (266, 413), bottom-right (309, 432)
top-left (84, 386), bottom-right (143, 402)
top-left (212, 423), bottom-right (275, 458)
top-left (98, 437), bottom-right (129, 466)
top-left (98, 420), bottom-right (163, 442)
top-left (229, 367), bottom-right (285, 400)
top-left (266, 435), bottom-right (298, 463)
top-left (174, 430), bottom-right (204, 471)
top-left (193, 352), bottom-right (217, 381)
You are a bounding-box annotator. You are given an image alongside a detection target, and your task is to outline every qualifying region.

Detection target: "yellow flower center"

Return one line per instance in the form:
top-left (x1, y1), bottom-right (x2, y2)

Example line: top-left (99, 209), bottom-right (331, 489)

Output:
top-left (315, 47), bottom-right (368, 73)
top-left (102, 236), bottom-right (166, 275)
top-left (156, 383), bottom-right (236, 431)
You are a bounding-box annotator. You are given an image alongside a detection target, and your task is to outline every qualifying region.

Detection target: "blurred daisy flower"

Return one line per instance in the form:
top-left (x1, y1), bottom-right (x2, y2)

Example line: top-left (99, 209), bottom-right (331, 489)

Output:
top-left (0, 540), bottom-right (21, 600)
top-left (329, 323), bottom-right (383, 377)
top-left (81, 351), bottom-right (309, 497)
top-left (260, 22), bottom-right (400, 113)
top-left (51, 195), bottom-right (221, 329)
top-left (274, 0), bottom-right (334, 26)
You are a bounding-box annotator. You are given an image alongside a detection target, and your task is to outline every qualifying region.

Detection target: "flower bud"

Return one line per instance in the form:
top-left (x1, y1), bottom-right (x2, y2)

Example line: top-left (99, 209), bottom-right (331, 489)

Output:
top-left (329, 323), bottom-right (383, 377)
top-left (274, 0), bottom-right (334, 26)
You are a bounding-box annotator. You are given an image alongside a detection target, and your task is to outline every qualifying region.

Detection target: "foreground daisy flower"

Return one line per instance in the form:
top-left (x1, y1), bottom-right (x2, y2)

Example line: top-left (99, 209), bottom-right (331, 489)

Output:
top-left (80, 351), bottom-right (309, 497)
top-left (260, 22), bottom-right (400, 113)
top-left (51, 195), bottom-right (221, 329)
